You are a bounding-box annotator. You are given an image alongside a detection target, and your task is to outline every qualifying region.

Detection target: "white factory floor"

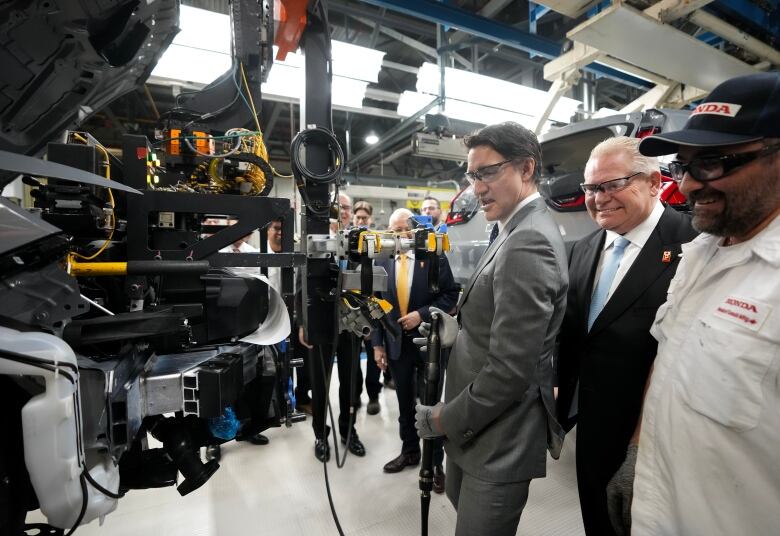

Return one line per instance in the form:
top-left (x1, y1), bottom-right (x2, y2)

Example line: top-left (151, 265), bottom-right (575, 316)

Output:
top-left (28, 360), bottom-right (585, 536)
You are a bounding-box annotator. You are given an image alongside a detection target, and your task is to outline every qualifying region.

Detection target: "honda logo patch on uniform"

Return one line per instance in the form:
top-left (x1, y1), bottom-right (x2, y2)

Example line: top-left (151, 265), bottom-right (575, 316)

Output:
top-left (713, 295), bottom-right (771, 331)
top-left (691, 103), bottom-right (742, 118)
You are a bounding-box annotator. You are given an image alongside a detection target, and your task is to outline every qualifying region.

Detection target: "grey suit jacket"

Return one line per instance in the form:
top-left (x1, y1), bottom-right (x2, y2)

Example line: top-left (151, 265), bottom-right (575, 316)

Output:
top-left (439, 197), bottom-right (568, 484)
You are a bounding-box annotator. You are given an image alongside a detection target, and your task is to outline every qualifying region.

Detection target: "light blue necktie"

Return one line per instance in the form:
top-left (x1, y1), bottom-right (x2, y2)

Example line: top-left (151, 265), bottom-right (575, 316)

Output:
top-left (587, 236), bottom-right (630, 331)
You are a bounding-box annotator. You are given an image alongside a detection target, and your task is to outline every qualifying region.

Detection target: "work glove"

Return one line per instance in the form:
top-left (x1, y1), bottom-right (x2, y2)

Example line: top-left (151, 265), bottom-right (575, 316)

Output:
top-left (415, 402), bottom-right (445, 439)
top-left (606, 443), bottom-right (638, 536)
top-left (413, 307), bottom-right (458, 352)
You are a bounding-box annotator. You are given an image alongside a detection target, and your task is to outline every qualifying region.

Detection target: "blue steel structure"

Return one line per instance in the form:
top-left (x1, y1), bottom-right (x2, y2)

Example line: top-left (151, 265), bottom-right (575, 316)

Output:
top-left (710, 0), bottom-right (780, 41)
top-left (360, 0), bottom-right (778, 93)
top-left (359, 0), bottom-right (653, 89)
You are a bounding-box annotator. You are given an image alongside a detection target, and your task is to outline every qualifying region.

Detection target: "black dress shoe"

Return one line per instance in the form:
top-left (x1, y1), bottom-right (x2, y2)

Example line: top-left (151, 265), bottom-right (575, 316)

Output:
top-left (315, 438), bottom-right (330, 462)
top-left (367, 398), bottom-right (380, 415)
top-left (246, 433), bottom-right (269, 445)
top-left (383, 452), bottom-right (420, 473)
top-left (433, 465), bottom-right (445, 494)
top-left (340, 434), bottom-right (366, 457)
top-left (236, 431), bottom-right (270, 445)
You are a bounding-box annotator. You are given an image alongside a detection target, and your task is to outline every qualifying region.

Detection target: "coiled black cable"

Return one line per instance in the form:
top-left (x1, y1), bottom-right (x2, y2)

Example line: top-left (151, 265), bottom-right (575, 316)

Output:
top-left (290, 126), bottom-right (345, 219)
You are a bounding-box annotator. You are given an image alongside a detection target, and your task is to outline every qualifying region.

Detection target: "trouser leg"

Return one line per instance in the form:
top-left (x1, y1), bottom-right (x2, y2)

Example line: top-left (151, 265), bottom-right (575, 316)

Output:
top-left (387, 336), bottom-right (420, 455)
top-left (445, 458), bottom-right (463, 510)
top-left (336, 333), bottom-right (359, 438)
top-left (364, 340), bottom-right (382, 399)
top-left (453, 471), bottom-right (531, 536)
top-left (308, 344), bottom-right (334, 440)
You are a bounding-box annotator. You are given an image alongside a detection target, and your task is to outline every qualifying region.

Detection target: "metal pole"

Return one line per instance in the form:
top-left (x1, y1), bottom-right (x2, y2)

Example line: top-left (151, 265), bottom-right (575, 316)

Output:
top-left (419, 313), bottom-right (441, 536)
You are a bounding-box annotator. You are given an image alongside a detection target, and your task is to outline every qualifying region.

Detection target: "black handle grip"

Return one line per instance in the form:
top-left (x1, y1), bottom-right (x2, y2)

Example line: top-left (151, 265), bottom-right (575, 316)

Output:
top-left (127, 260), bottom-right (210, 275)
top-left (427, 255), bottom-right (439, 293)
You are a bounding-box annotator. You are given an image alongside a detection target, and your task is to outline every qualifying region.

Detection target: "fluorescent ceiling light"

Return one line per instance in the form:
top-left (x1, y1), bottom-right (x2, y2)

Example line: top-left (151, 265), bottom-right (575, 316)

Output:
top-left (413, 63), bottom-right (582, 125)
top-left (331, 41), bottom-right (386, 83)
top-left (151, 6), bottom-right (232, 84)
top-left (152, 46), bottom-right (231, 84)
top-left (172, 6), bottom-right (231, 54)
top-left (152, 5), bottom-right (385, 109)
top-left (398, 91), bottom-right (560, 132)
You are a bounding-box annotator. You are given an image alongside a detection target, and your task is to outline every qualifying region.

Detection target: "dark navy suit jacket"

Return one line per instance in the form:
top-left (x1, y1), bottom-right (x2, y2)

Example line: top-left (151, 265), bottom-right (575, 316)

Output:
top-left (371, 254), bottom-right (459, 360)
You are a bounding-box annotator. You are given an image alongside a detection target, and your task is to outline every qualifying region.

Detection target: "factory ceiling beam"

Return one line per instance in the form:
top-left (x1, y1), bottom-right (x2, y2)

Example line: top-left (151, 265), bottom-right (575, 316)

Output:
top-left (330, 0), bottom-right (435, 38)
top-left (357, 0), bottom-right (652, 88)
top-left (688, 9), bottom-right (780, 66)
top-left (359, 0), bottom-right (561, 59)
top-left (448, 0), bottom-right (514, 45)
top-left (643, 0), bottom-right (715, 21)
top-left (348, 14), bottom-right (473, 69)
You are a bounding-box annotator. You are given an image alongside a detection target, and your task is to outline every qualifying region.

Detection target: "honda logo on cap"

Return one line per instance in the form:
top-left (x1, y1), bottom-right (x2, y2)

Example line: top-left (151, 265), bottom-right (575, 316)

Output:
top-left (691, 102), bottom-right (742, 118)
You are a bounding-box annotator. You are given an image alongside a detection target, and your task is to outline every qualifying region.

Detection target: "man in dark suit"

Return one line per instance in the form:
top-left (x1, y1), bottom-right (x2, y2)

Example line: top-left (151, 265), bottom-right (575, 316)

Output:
top-left (556, 136), bottom-right (697, 536)
top-left (415, 122), bottom-right (568, 536)
top-left (372, 208), bottom-right (458, 493)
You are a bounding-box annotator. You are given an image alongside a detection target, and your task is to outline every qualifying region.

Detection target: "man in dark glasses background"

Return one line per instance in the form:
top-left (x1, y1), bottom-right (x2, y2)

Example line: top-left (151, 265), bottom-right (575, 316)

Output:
top-left (608, 72), bottom-right (780, 536)
top-left (556, 135), bottom-right (696, 536)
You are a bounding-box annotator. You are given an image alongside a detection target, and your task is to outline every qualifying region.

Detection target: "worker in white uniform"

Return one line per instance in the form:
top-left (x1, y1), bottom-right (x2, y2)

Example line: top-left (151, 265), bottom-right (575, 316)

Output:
top-left (605, 72), bottom-right (780, 536)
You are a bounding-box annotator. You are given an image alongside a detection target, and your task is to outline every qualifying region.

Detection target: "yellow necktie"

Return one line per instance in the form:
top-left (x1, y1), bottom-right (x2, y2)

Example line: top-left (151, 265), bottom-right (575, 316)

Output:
top-left (397, 253), bottom-right (409, 317)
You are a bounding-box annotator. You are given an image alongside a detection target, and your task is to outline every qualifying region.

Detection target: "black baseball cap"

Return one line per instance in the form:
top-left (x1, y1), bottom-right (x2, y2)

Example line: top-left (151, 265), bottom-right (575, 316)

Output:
top-left (639, 72), bottom-right (780, 156)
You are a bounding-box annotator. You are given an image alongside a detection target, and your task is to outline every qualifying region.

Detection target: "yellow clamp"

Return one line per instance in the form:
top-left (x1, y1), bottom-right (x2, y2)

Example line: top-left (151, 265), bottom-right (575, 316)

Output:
top-left (425, 232), bottom-right (450, 254)
top-left (372, 297), bottom-right (393, 314)
top-left (356, 231), bottom-right (382, 255)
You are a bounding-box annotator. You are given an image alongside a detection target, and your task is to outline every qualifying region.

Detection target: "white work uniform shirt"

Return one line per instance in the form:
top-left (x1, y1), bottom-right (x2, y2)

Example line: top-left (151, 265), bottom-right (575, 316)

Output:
top-left (593, 201), bottom-right (664, 301)
top-left (632, 215), bottom-right (780, 536)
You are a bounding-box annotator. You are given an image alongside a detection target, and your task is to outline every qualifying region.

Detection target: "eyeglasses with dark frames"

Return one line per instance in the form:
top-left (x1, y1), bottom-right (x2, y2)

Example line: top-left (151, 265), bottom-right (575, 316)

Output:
top-left (580, 172), bottom-right (643, 195)
top-left (668, 143), bottom-right (780, 183)
top-left (464, 159), bottom-right (514, 184)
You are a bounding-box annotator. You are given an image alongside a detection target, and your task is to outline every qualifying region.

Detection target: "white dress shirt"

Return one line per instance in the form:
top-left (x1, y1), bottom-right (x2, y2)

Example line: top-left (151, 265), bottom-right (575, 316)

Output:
top-left (591, 201), bottom-right (665, 302)
top-left (220, 241), bottom-right (259, 254)
top-left (496, 191), bottom-right (541, 234)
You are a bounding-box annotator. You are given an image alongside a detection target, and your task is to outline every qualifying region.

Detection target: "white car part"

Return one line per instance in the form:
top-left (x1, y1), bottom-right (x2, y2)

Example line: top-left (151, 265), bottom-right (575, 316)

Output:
top-left (0, 326), bottom-right (119, 529)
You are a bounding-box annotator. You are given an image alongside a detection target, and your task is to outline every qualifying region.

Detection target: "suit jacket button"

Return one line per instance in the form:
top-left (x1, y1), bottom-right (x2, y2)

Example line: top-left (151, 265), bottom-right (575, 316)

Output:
top-left (463, 430), bottom-right (473, 439)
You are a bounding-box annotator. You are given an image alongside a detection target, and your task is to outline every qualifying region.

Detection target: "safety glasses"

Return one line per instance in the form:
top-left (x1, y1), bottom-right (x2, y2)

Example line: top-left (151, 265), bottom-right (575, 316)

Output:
top-left (580, 172), bottom-right (642, 195)
top-left (464, 159), bottom-right (514, 185)
top-left (668, 143), bottom-right (780, 183)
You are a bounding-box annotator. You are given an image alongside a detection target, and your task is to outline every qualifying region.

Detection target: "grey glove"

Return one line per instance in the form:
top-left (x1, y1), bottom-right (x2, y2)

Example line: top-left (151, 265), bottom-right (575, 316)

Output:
top-left (606, 443), bottom-right (638, 536)
top-left (413, 307), bottom-right (458, 352)
top-left (415, 402), bottom-right (445, 439)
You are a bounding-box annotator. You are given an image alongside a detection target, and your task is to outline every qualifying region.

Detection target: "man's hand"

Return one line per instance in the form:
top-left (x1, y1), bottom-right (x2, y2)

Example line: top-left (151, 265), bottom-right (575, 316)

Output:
top-left (413, 307), bottom-right (459, 351)
top-left (374, 345), bottom-right (388, 371)
top-left (298, 326), bottom-right (313, 349)
top-left (398, 311), bottom-right (422, 331)
top-left (607, 443), bottom-right (638, 536)
top-left (415, 402), bottom-right (445, 439)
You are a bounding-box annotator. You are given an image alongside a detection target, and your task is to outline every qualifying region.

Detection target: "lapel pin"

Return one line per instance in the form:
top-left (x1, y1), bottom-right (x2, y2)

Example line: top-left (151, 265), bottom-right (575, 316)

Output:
top-left (662, 250), bottom-right (672, 263)
top-left (419, 261), bottom-right (424, 269)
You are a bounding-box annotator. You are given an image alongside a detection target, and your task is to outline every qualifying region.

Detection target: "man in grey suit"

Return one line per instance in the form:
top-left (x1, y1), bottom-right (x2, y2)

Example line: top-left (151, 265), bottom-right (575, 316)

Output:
top-left (415, 122), bottom-right (568, 535)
